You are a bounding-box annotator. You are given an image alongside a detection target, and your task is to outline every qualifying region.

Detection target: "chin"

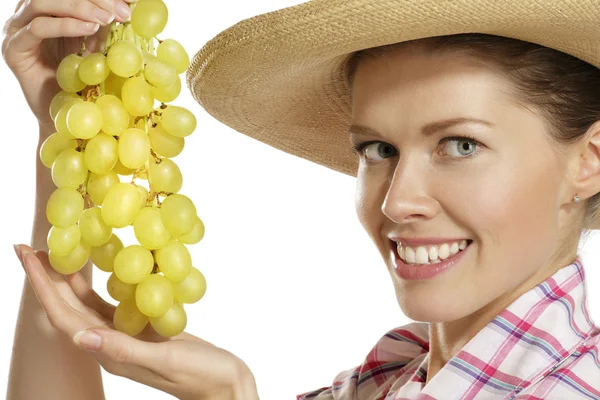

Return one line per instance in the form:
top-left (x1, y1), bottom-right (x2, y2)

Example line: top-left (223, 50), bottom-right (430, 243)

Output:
top-left (395, 291), bottom-right (469, 323)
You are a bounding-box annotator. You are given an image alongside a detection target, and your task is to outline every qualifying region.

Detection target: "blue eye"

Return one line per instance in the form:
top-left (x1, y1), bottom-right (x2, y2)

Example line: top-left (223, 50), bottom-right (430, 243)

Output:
top-left (351, 141), bottom-right (396, 162)
top-left (439, 136), bottom-right (481, 159)
top-left (350, 135), bottom-right (482, 163)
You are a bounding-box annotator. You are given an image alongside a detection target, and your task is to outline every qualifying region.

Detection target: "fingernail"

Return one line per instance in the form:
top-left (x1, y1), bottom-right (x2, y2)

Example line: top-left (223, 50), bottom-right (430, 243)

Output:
top-left (13, 244), bottom-right (22, 263)
top-left (73, 330), bottom-right (102, 351)
top-left (115, 2), bottom-right (132, 21)
top-left (94, 8), bottom-right (115, 24)
top-left (82, 22), bottom-right (100, 33)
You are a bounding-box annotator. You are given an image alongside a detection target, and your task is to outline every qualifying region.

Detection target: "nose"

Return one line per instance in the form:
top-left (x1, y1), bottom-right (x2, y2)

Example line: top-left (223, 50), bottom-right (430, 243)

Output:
top-left (381, 157), bottom-right (441, 224)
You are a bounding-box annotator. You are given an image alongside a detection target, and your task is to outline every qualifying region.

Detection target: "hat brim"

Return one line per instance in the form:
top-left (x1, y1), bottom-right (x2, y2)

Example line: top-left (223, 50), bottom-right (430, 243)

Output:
top-left (187, 0), bottom-right (600, 228)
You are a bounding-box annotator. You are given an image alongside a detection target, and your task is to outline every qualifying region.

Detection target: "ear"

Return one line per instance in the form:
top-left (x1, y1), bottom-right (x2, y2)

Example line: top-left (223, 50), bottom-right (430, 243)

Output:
top-left (569, 120), bottom-right (600, 202)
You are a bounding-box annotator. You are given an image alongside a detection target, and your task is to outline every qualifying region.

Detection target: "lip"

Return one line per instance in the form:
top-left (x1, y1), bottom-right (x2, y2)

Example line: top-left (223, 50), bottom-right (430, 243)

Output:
top-left (389, 237), bottom-right (471, 247)
top-left (391, 240), bottom-right (472, 280)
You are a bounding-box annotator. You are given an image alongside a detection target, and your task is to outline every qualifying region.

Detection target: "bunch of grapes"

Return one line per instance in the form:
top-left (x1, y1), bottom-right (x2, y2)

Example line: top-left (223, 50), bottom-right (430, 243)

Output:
top-left (39, 0), bottom-right (206, 338)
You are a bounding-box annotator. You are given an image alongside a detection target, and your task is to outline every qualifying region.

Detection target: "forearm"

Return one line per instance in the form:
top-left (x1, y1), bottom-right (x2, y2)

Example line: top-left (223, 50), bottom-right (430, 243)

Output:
top-left (7, 124), bottom-right (104, 400)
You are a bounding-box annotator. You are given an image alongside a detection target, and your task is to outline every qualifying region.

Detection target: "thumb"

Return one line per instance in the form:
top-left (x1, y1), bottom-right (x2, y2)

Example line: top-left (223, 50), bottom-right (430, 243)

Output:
top-left (73, 328), bottom-right (164, 369)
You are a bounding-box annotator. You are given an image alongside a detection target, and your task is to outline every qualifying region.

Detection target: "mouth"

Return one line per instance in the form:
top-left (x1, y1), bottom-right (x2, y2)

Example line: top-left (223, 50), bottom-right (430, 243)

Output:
top-left (390, 239), bottom-right (473, 265)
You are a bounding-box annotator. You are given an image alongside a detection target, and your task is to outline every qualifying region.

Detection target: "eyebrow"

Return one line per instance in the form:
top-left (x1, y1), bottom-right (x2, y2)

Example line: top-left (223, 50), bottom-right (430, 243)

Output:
top-left (347, 117), bottom-right (494, 138)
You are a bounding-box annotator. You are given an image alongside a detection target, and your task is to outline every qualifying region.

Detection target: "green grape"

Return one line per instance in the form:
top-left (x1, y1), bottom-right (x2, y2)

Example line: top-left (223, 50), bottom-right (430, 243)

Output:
top-left (78, 52), bottom-right (110, 85)
top-left (149, 302), bottom-right (186, 337)
top-left (57, 54), bottom-right (86, 93)
top-left (90, 233), bottom-right (123, 272)
top-left (135, 274), bottom-right (173, 317)
top-left (154, 239), bottom-right (191, 283)
top-left (51, 148), bottom-right (87, 189)
top-left (55, 98), bottom-right (84, 137)
top-left (144, 57), bottom-right (177, 88)
top-left (113, 245), bottom-right (154, 284)
top-left (177, 216), bottom-right (205, 245)
top-left (148, 158), bottom-right (182, 193)
top-left (113, 299), bottom-right (148, 336)
top-left (107, 273), bottom-right (137, 301)
top-left (113, 159), bottom-right (135, 175)
top-left (50, 91), bottom-right (79, 121)
top-left (160, 194), bottom-right (197, 237)
top-left (122, 76), bottom-right (154, 116)
top-left (83, 133), bottom-right (119, 174)
top-left (87, 171), bottom-right (119, 205)
top-left (48, 242), bottom-right (90, 274)
top-left (95, 95), bottom-right (130, 135)
top-left (148, 124), bottom-right (184, 157)
top-left (79, 207), bottom-right (112, 247)
top-left (136, 184), bottom-right (150, 208)
top-left (133, 207), bottom-right (171, 249)
top-left (101, 183), bottom-right (143, 228)
top-left (66, 101), bottom-right (103, 139)
top-left (107, 41), bottom-right (143, 78)
top-left (156, 39), bottom-right (189, 75)
top-left (46, 187), bottom-right (84, 228)
top-left (131, 0), bottom-right (168, 39)
top-left (104, 72), bottom-right (127, 97)
top-left (118, 128), bottom-right (150, 169)
top-left (159, 106), bottom-right (196, 137)
top-left (40, 132), bottom-right (77, 169)
top-left (151, 75), bottom-right (181, 103)
top-left (172, 267), bottom-right (206, 304)
top-left (47, 225), bottom-right (81, 257)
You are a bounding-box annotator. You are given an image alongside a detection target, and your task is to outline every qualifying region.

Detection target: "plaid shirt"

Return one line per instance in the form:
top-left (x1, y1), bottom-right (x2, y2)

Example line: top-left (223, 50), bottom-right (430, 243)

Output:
top-left (297, 256), bottom-right (600, 399)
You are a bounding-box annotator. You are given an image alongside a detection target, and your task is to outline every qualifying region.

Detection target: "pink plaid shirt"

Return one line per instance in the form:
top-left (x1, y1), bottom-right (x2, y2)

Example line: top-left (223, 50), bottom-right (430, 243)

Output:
top-left (297, 256), bottom-right (600, 399)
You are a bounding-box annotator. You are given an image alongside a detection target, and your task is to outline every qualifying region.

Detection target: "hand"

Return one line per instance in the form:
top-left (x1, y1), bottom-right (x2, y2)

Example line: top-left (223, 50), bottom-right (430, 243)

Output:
top-left (14, 245), bottom-right (259, 400)
top-left (1, 0), bottom-right (135, 133)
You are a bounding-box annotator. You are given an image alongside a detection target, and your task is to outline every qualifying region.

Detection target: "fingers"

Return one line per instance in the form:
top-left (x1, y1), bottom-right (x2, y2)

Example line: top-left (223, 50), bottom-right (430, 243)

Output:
top-left (10, 0), bottom-right (119, 32)
top-left (78, 327), bottom-right (177, 389)
top-left (5, 16), bottom-right (98, 61)
top-left (66, 271), bottom-right (116, 321)
top-left (88, 0), bottom-right (132, 23)
top-left (21, 250), bottom-right (92, 336)
top-left (19, 248), bottom-right (110, 337)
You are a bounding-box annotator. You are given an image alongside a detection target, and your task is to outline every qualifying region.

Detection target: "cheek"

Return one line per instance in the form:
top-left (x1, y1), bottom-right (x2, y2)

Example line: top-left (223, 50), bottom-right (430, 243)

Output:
top-left (355, 171), bottom-right (386, 240)
top-left (454, 158), bottom-right (560, 259)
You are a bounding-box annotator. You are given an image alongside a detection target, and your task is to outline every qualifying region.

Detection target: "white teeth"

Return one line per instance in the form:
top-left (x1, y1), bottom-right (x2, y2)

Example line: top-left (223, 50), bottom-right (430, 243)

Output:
top-left (397, 239), bottom-right (470, 265)
top-left (405, 246), bottom-right (415, 263)
top-left (428, 246), bottom-right (438, 261)
top-left (449, 242), bottom-right (459, 255)
top-left (415, 247), bottom-right (429, 264)
top-left (438, 243), bottom-right (450, 260)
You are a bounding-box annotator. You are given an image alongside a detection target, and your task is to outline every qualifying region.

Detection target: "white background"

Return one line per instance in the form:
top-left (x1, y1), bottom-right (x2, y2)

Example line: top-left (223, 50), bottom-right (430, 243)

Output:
top-left (0, 1), bottom-right (599, 399)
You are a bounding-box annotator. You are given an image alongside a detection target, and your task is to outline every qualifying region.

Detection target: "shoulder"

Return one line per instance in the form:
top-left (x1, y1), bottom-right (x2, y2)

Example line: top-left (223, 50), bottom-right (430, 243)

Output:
top-left (517, 329), bottom-right (600, 398)
top-left (296, 322), bottom-right (429, 399)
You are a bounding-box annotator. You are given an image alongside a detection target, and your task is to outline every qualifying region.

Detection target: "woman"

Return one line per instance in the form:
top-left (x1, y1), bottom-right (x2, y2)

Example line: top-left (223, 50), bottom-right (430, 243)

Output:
top-left (5, 0), bottom-right (600, 399)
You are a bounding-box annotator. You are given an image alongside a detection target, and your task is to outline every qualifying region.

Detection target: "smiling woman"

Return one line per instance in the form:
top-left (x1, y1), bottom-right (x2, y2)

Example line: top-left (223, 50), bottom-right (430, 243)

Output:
top-left (6, 0), bottom-right (600, 398)
top-left (340, 33), bottom-right (600, 394)
top-left (187, 0), bottom-right (600, 397)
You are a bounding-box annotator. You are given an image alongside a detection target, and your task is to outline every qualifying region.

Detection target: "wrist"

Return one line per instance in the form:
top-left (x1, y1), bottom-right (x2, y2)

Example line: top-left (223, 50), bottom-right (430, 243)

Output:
top-left (231, 362), bottom-right (259, 400)
top-left (175, 361), bottom-right (258, 400)
top-left (38, 122), bottom-right (55, 140)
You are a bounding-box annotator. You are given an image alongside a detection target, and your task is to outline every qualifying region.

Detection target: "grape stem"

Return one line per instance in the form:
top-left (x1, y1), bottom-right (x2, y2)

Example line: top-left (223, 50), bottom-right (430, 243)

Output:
top-left (150, 149), bottom-right (162, 164)
top-left (77, 36), bottom-right (88, 56)
top-left (75, 139), bottom-right (86, 152)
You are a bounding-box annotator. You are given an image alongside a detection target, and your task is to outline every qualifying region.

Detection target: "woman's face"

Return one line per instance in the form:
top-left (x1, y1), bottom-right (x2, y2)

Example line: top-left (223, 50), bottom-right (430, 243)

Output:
top-left (351, 47), bottom-right (576, 323)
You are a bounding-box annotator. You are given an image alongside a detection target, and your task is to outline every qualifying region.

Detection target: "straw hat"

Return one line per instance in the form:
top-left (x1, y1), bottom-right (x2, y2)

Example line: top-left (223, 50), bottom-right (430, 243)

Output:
top-left (186, 0), bottom-right (600, 227)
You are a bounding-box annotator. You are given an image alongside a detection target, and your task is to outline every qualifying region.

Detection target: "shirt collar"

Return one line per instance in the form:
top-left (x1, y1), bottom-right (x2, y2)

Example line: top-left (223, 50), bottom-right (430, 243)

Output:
top-left (410, 255), bottom-right (599, 398)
